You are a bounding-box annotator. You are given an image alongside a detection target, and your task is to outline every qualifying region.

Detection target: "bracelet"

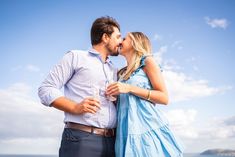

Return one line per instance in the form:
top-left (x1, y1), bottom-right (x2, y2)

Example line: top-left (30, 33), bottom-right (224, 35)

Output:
top-left (147, 90), bottom-right (151, 101)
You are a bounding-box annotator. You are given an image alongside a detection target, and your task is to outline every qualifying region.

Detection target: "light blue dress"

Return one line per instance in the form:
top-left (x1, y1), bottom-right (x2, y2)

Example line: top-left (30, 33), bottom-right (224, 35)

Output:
top-left (115, 56), bottom-right (184, 157)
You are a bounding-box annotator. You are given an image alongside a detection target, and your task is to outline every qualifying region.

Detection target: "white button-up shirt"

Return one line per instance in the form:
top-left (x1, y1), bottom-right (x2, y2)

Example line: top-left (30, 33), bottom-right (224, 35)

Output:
top-left (38, 49), bottom-right (117, 128)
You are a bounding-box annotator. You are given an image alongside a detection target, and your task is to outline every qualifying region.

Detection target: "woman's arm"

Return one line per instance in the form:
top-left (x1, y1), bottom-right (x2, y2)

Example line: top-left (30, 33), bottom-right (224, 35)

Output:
top-left (142, 56), bottom-right (168, 104)
top-left (106, 57), bottom-right (169, 105)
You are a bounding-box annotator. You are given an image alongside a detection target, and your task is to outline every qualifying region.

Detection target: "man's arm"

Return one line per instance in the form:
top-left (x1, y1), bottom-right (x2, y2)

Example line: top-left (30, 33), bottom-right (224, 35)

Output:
top-left (51, 96), bottom-right (100, 115)
top-left (38, 51), bottom-right (75, 107)
top-left (38, 51), bottom-right (100, 114)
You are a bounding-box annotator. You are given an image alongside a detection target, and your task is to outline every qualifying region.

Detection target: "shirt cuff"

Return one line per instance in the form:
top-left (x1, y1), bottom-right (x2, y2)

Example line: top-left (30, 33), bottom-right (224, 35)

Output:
top-left (39, 88), bottom-right (64, 107)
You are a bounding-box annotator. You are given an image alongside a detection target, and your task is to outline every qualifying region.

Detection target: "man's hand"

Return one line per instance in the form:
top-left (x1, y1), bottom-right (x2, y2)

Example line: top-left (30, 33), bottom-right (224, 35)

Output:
top-left (51, 97), bottom-right (100, 115)
top-left (74, 97), bottom-right (100, 114)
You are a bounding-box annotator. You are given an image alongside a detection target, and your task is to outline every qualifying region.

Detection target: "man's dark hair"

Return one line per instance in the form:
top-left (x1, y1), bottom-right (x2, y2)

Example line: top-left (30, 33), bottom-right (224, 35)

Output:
top-left (90, 16), bottom-right (120, 45)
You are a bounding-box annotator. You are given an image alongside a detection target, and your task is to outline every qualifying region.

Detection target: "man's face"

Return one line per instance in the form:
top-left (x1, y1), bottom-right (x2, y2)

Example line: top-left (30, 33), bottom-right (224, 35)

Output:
top-left (106, 27), bottom-right (122, 56)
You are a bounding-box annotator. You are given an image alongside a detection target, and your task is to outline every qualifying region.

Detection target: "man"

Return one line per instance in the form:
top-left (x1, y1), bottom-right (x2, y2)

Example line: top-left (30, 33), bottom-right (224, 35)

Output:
top-left (38, 16), bottom-right (122, 157)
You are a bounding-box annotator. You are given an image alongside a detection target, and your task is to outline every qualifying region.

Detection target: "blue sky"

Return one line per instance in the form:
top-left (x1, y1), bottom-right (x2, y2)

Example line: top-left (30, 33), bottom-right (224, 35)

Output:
top-left (1, 0), bottom-right (235, 154)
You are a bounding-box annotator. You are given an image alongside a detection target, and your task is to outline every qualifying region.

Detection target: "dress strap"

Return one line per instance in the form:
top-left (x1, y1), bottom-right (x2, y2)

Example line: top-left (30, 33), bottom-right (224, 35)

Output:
top-left (139, 55), bottom-right (163, 72)
top-left (139, 55), bottom-right (153, 68)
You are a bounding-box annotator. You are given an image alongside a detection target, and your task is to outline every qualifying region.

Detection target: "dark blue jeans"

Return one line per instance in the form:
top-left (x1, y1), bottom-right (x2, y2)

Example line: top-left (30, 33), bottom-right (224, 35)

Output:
top-left (59, 128), bottom-right (115, 157)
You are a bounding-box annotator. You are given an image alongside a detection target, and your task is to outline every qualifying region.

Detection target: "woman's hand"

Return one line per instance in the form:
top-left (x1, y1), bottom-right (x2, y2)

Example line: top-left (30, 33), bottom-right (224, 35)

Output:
top-left (106, 82), bottom-right (131, 96)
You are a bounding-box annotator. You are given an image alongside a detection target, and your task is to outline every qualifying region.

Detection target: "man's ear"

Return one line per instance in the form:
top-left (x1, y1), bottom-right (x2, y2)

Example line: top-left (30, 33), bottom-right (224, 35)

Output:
top-left (102, 33), bottom-right (110, 44)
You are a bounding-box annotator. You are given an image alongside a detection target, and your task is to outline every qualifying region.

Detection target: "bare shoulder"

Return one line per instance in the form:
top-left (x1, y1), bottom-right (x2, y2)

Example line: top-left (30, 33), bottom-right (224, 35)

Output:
top-left (144, 56), bottom-right (156, 65)
top-left (144, 56), bottom-right (160, 70)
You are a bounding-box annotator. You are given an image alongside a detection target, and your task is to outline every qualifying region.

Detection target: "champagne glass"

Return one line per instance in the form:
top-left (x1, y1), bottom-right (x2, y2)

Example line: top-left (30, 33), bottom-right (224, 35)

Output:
top-left (91, 85), bottom-right (100, 112)
top-left (92, 85), bottom-right (100, 100)
top-left (105, 80), bottom-right (117, 101)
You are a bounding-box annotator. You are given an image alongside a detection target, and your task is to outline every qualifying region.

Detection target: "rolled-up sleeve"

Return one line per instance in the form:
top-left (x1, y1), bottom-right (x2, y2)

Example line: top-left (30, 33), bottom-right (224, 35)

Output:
top-left (38, 51), bottom-right (75, 106)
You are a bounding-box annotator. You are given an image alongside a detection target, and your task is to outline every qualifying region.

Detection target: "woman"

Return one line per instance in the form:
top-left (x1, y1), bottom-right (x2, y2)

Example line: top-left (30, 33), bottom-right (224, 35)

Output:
top-left (106, 32), bottom-right (184, 157)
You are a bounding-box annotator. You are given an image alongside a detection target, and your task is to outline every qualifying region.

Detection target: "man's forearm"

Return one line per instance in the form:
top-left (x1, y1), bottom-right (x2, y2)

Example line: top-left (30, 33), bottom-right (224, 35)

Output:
top-left (51, 97), bottom-right (79, 114)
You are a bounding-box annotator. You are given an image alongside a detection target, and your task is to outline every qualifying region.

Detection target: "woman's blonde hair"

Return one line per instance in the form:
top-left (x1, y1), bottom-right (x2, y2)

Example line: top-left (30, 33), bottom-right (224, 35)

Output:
top-left (119, 32), bottom-right (152, 80)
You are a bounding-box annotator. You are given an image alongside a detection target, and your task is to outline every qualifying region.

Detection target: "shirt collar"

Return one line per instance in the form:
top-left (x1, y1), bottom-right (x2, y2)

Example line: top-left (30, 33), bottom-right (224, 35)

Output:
top-left (88, 49), bottom-right (112, 64)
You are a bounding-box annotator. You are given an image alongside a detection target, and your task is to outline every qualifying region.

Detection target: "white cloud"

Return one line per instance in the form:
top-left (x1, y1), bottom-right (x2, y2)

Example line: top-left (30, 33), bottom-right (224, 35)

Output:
top-left (165, 109), bottom-right (198, 139)
top-left (26, 64), bottom-right (40, 72)
top-left (204, 17), bottom-right (229, 29)
top-left (193, 65), bottom-right (199, 72)
top-left (11, 64), bottom-right (40, 72)
top-left (163, 71), bottom-right (231, 102)
top-left (202, 116), bottom-right (235, 139)
top-left (154, 46), bottom-right (232, 102)
top-left (164, 109), bottom-right (235, 152)
top-left (166, 110), bottom-right (235, 140)
top-left (171, 40), bottom-right (183, 50)
top-left (186, 57), bottom-right (196, 62)
top-left (153, 33), bottom-right (163, 41)
top-left (0, 83), bottom-right (63, 154)
top-left (154, 45), bottom-right (167, 65)
top-left (0, 138), bottom-right (60, 155)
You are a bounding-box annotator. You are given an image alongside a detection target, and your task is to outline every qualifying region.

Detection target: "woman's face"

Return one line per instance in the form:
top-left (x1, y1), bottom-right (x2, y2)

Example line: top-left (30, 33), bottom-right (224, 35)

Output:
top-left (119, 34), bottom-right (134, 56)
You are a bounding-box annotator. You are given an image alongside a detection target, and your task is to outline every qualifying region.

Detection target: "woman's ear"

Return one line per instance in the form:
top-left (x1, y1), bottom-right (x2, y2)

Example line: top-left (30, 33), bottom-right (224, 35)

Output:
top-left (102, 33), bottom-right (110, 44)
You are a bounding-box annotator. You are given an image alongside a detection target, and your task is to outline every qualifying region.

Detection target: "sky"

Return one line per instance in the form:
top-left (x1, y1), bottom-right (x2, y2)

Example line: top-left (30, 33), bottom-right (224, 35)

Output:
top-left (0, 0), bottom-right (235, 155)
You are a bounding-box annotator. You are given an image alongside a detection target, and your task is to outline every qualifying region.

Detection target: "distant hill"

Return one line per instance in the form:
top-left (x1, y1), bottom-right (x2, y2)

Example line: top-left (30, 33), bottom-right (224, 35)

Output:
top-left (201, 149), bottom-right (235, 156)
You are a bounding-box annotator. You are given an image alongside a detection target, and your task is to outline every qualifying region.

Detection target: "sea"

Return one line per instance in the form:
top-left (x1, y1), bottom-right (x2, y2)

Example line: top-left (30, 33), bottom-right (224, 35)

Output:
top-left (0, 154), bottom-right (222, 157)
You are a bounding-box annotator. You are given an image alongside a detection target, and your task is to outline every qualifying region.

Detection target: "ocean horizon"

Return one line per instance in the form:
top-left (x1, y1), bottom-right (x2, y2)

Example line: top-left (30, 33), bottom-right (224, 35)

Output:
top-left (0, 154), bottom-right (220, 157)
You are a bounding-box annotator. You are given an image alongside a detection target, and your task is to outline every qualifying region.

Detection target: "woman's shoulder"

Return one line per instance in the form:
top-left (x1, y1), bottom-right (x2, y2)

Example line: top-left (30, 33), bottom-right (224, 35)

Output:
top-left (142, 54), bottom-right (155, 62)
top-left (142, 55), bottom-right (162, 72)
top-left (141, 55), bottom-right (155, 67)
